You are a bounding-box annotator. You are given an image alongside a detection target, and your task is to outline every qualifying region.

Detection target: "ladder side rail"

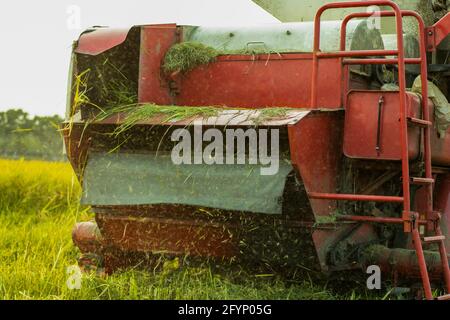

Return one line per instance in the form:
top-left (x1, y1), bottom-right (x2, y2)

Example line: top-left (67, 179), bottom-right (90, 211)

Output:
top-left (311, 1), bottom-right (440, 300)
top-left (312, 2), bottom-right (411, 222)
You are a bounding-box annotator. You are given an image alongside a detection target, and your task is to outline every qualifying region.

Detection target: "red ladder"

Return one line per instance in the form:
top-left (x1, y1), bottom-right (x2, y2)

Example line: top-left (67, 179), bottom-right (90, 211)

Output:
top-left (310, 1), bottom-right (450, 300)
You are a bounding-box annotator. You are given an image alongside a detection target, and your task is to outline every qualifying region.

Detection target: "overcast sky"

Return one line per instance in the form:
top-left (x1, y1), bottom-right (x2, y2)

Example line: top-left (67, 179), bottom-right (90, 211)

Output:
top-left (0, 0), bottom-right (278, 116)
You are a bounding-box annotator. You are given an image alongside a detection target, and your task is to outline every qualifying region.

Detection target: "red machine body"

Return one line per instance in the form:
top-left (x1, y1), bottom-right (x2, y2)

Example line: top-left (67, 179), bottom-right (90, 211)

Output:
top-left (66, 1), bottom-right (450, 299)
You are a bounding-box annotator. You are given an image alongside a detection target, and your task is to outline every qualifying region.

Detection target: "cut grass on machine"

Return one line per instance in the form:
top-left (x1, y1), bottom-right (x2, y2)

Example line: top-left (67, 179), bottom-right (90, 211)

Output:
top-left (70, 41), bottom-right (294, 136)
top-left (91, 104), bottom-right (299, 141)
top-left (163, 42), bottom-right (220, 74)
top-left (162, 41), bottom-right (284, 75)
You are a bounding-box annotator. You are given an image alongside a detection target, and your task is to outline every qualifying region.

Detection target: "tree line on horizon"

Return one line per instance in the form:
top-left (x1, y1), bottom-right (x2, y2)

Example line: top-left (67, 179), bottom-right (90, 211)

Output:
top-left (0, 109), bottom-right (66, 161)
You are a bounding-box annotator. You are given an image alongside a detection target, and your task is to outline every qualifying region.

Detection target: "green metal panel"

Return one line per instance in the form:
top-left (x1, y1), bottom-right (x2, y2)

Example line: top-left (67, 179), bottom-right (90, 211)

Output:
top-left (251, 0), bottom-right (435, 33)
top-left (82, 152), bottom-right (294, 214)
top-left (183, 20), bottom-right (375, 53)
top-left (181, 0), bottom-right (437, 54)
top-left (251, 0), bottom-right (360, 23)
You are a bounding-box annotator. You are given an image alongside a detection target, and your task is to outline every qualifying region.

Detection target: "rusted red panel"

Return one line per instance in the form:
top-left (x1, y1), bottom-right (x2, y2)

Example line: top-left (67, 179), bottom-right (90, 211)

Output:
top-left (344, 91), bottom-right (421, 161)
top-left (166, 54), bottom-right (343, 109)
top-left (288, 111), bottom-right (344, 217)
top-left (432, 133), bottom-right (450, 166)
top-left (435, 174), bottom-right (450, 251)
top-left (138, 24), bottom-right (177, 105)
top-left (431, 113), bottom-right (450, 166)
top-left (96, 213), bottom-right (238, 258)
top-left (91, 204), bottom-right (319, 262)
top-left (75, 28), bottom-right (132, 55)
top-left (426, 13), bottom-right (450, 51)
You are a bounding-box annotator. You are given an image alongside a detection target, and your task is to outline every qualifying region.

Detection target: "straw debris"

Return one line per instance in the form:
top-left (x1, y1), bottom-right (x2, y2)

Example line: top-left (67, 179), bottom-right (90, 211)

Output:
top-left (93, 105), bottom-right (299, 136)
top-left (96, 104), bottom-right (220, 136)
top-left (163, 42), bottom-right (220, 74)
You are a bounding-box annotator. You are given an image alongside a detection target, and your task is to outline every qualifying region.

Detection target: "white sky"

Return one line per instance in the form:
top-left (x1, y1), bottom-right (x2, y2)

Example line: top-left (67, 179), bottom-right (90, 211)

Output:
top-left (0, 0), bottom-right (278, 116)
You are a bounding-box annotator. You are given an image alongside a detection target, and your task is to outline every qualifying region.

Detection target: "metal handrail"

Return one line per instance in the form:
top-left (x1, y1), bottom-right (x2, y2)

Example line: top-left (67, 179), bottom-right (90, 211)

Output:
top-left (311, 1), bottom-right (409, 212)
top-left (339, 10), bottom-right (432, 227)
top-left (309, 0), bottom-right (437, 300)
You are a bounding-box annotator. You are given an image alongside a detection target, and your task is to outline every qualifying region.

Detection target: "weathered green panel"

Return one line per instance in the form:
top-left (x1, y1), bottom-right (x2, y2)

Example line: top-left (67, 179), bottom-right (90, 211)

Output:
top-left (251, 0), bottom-right (436, 34)
top-left (251, 0), bottom-right (360, 23)
top-left (82, 153), bottom-right (293, 214)
top-left (183, 20), bottom-right (379, 53)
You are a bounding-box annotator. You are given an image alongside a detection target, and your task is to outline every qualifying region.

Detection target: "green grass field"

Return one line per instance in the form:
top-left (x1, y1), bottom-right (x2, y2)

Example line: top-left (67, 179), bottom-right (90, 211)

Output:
top-left (0, 159), bottom-right (387, 300)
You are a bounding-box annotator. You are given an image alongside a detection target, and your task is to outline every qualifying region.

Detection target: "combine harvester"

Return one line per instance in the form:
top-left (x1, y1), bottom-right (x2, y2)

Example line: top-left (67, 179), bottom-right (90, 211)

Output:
top-left (64, 0), bottom-right (450, 299)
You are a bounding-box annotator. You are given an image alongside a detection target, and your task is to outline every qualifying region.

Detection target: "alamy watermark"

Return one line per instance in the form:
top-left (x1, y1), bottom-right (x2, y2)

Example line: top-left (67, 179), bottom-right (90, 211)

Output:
top-left (66, 265), bottom-right (82, 290)
top-left (366, 265), bottom-right (381, 290)
top-left (171, 121), bottom-right (280, 176)
top-left (66, 5), bottom-right (82, 31)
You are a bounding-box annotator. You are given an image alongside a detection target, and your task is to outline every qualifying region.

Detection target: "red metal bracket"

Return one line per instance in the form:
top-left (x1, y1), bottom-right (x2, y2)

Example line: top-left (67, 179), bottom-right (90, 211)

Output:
top-left (402, 211), bottom-right (420, 233)
top-left (426, 13), bottom-right (450, 51)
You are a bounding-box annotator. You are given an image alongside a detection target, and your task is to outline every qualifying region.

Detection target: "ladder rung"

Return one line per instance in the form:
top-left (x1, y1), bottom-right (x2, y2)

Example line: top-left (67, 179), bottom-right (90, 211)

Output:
top-left (308, 192), bottom-right (404, 203)
top-left (437, 294), bottom-right (450, 301)
top-left (423, 235), bottom-right (446, 243)
top-left (407, 117), bottom-right (432, 128)
top-left (411, 177), bottom-right (435, 185)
